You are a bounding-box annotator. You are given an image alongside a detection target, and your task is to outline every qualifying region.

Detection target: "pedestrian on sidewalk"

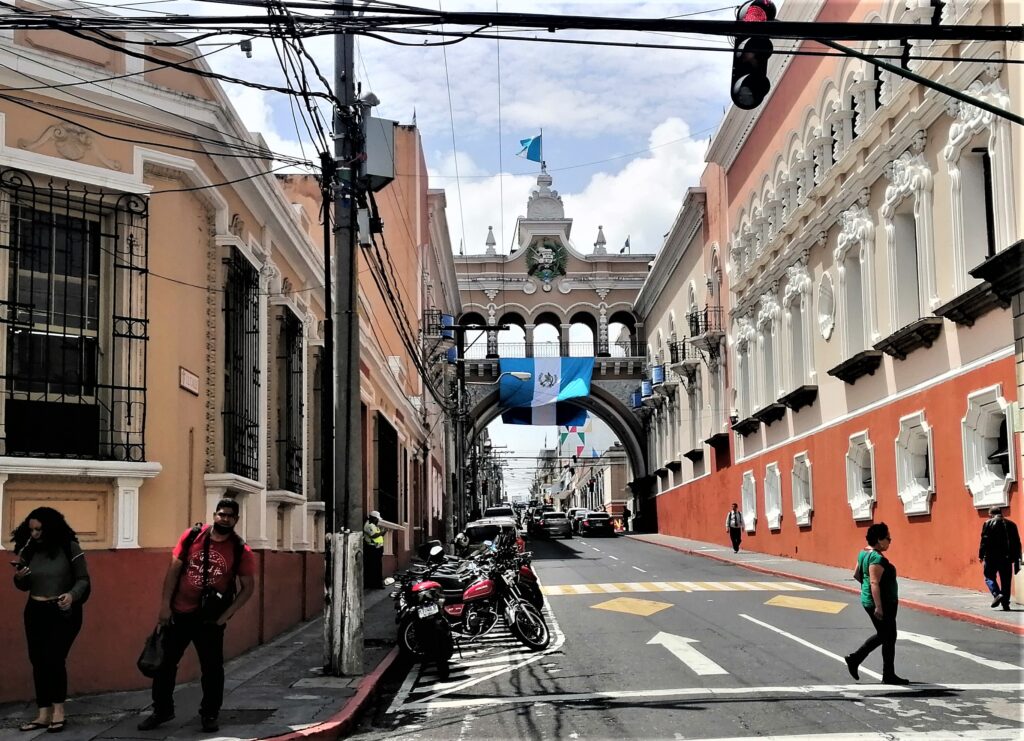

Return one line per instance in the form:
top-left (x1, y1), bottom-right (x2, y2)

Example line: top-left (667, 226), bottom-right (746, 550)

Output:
top-left (363, 510), bottom-right (385, 589)
top-left (622, 505), bottom-right (632, 533)
top-left (137, 499), bottom-right (257, 734)
top-left (844, 522), bottom-right (909, 686)
top-left (10, 507), bottom-right (90, 734)
top-left (979, 506), bottom-right (1021, 611)
top-left (726, 503), bottom-right (744, 553)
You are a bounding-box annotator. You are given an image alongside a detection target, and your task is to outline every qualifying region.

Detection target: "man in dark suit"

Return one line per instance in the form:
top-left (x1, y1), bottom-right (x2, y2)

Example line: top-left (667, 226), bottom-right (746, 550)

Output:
top-left (979, 507), bottom-right (1021, 611)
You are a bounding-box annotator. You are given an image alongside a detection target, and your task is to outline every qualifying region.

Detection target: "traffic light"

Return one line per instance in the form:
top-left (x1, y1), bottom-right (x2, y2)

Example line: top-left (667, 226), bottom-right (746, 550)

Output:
top-left (730, 0), bottom-right (776, 110)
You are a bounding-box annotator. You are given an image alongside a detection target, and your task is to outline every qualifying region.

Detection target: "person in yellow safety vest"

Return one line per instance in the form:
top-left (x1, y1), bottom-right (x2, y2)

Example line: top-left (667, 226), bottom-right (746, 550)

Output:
top-left (363, 510), bottom-right (384, 589)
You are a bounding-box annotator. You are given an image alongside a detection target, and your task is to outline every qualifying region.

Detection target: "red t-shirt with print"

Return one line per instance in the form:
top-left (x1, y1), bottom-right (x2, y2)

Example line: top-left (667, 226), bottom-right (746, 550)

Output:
top-left (171, 526), bottom-right (257, 613)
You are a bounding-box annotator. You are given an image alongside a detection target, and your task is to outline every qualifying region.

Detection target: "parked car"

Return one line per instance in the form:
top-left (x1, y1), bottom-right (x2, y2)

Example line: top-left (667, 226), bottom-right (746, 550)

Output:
top-left (484, 505), bottom-right (515, 519)
top-left (570, 509), bottom-right (591, 533)
top-left (579, 512), bottom-right (615, 537)
top-left (537, 511), bottom-right (572, 538)
top-left (464, 516), bottom-right (525, 551)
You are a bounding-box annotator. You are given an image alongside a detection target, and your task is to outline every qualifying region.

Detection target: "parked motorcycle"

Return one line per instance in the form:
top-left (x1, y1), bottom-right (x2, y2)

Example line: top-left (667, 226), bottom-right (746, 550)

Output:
top-left (386, 545), bottom-right (454, 679)
top-left (391, 540), bottom-right (550, 661)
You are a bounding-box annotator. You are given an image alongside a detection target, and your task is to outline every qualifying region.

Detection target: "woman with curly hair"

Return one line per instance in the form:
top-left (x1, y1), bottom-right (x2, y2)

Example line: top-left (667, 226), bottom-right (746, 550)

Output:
top-left (11, 507), bottom-right (90, 733)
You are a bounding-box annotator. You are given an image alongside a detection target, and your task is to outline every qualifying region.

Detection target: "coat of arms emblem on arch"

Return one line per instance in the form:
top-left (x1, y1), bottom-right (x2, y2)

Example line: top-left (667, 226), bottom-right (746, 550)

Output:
top-left (526, 238), bottom-right (568, 285)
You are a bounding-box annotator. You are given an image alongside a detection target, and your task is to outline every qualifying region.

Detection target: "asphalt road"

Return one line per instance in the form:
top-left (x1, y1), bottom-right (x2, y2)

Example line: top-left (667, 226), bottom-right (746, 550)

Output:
top-left (350, 534), bottom-right (1024, 741)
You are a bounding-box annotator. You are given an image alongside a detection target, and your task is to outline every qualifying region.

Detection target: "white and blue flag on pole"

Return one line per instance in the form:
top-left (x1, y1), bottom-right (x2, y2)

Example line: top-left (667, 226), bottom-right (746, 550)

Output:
top-left (517, 134), bottom-right (543, 163)
top-left (498, 357), bottom-right (592, 425)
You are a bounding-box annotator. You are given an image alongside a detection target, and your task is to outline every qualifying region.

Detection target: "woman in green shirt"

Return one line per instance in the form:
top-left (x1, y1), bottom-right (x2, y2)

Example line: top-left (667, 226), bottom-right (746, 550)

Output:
top-left (844, 522), bottom-right (909, 685)
top-left (11, 507), bottom-right (90, 733)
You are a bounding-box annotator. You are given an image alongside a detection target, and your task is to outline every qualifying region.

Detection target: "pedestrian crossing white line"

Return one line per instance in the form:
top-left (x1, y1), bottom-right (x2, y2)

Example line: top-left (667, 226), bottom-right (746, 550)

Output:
top-left (402, 682), bottom-right (1024, 711)
top-left (542, 580), bottom-right (823, 596)
top-left (392, 602), bottom-right (567, 711)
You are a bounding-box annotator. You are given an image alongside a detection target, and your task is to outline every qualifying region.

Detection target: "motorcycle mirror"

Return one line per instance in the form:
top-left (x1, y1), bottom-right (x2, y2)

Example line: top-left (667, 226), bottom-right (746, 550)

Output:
top-left (429, 545), bottom-right (444, 557)
top-left (383, 577), bottom-right (395, 586)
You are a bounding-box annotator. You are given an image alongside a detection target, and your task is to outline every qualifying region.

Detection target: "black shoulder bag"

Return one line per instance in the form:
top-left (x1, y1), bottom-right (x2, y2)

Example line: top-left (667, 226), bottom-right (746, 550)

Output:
top-left (198, 531), bottom-right (244, 623)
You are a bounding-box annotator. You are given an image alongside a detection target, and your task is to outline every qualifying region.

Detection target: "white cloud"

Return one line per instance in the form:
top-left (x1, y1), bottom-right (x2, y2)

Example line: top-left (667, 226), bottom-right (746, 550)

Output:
top-left (440, 116), bottom-right (706, 256)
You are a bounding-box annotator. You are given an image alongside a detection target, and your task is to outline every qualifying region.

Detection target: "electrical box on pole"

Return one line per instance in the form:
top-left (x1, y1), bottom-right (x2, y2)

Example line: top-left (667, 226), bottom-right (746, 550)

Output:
top-left (361, 116), bottom-right (397, 193)
top-left (730, 0), bottom-right (776, 111)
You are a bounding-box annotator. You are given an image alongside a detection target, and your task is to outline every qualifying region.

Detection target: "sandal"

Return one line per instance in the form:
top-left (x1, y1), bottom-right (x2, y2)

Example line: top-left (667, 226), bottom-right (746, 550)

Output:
top-left (19, 721), bottom-right (49, 732)
top-left (46, 721), bottom-right (66, 733)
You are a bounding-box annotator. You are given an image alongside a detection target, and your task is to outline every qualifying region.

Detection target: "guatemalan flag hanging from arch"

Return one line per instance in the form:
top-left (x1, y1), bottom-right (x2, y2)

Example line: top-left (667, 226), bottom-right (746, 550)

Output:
top-left (498, 357), bottom-right (593, 426)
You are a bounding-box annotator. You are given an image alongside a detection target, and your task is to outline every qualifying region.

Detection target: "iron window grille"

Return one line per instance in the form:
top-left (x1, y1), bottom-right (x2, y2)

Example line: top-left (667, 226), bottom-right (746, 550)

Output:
top-left (224, 250), bottom-right (260, 481)
top-left (276, 309), bottom-right (303, 493)
top-left (310, 349), bottom-right (322, 501)
top-left (0, 168), bottom-right (148, 460)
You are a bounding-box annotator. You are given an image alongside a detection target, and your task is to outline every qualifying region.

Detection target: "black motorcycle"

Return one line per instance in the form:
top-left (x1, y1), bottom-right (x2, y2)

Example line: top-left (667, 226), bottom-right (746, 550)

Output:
top-left (387, 545), bottom-right (454, 679)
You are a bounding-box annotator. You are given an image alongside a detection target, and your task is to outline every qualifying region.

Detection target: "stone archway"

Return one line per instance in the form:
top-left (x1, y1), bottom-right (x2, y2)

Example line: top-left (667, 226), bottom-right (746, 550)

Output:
top-left (468, 382), bottom-right (650, 488)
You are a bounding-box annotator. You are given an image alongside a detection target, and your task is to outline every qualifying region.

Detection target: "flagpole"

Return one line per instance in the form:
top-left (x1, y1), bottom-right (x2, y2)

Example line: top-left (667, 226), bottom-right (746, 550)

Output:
top-left (540, 127), bottom-right (544, 169)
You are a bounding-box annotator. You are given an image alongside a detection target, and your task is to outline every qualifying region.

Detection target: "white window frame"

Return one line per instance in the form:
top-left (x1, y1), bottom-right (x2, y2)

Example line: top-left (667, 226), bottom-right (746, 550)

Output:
top-left (741, 470), bottom-right (757, 533)
top-left (757, 293), bottom-right (780, 407)
top-left (961, 385), bottom-right (1015, 509)
top-left (792, 452), bottom-right (813, 526)
top-left (881, 147), bottom-right (937, 325)
top-left (764, 462), bottom-right (782, 531)
top-left (783, 260), bottom-right (813, 389)
top-left (894, 411), bottom-right (935, 516)
top-left (943, 78), bottom-right (1015, 294)
top-left (846, 431), bottom-right (876, 521)
top-left (835, 202), bottom-right (878, 356)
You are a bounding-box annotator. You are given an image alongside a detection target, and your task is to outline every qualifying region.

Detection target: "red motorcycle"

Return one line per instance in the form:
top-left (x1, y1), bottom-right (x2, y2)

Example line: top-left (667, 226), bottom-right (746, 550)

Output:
top-left (439, 549), bottom-right (550, 651)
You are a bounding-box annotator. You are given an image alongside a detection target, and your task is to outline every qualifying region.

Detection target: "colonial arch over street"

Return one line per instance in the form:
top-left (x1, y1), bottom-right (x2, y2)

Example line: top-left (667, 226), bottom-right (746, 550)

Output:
top-left (454, 166), bottom-right (658, 508)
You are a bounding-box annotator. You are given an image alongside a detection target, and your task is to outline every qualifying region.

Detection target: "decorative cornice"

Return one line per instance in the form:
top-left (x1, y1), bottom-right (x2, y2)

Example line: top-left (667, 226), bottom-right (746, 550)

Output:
top-left (0, 458), bottom-right (162, 478)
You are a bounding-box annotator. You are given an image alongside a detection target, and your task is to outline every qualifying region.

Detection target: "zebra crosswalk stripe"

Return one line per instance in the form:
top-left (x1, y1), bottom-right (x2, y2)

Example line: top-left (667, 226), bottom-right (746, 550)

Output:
top-left (542, 581), bottom-right (823, 596)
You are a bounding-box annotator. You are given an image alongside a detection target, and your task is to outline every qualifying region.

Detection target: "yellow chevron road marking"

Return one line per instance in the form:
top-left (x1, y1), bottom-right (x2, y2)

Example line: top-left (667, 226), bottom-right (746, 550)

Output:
top-left (542, 581), bottom-right (822, 596)
top-left (765, 595), bottom-right (848, 614)
top-left (591, 596), bottom-right (673, 616)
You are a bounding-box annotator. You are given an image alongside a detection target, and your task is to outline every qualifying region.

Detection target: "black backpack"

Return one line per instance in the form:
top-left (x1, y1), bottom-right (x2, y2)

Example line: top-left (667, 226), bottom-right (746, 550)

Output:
top-left (21, 539), bottom-right (91, 605)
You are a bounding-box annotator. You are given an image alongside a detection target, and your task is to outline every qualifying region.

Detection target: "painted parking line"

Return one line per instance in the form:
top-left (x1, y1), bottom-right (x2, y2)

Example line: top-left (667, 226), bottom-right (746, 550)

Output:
top-left (388, 603), bottom-right (566, 712)
top-left (543, 581), bottom-right (823, 596)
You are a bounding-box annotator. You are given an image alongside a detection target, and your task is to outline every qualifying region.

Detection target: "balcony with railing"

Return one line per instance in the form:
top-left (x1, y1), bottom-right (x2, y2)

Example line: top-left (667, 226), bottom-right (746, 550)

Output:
top-left (686, 305), bottom-right (725, 351)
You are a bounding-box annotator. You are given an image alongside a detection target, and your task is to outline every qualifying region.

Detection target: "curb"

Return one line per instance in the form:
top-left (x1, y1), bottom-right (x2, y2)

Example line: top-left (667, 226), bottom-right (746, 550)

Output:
top-left (259, 646), bottom-right (401, 741)
top-left (632, 535), bottom-right (1024, 637)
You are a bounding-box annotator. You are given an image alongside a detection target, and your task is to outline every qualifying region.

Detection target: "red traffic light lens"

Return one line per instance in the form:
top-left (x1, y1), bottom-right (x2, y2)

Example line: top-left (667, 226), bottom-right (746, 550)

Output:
top-left (742, 6), bottom-right (768, 21)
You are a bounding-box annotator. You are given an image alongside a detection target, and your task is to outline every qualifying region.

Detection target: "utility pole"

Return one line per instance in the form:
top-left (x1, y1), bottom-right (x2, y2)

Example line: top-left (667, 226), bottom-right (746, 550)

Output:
top-left (454, 328), bottom-right (467, 534)
top-left (326, 0), bottom-right (363, 677)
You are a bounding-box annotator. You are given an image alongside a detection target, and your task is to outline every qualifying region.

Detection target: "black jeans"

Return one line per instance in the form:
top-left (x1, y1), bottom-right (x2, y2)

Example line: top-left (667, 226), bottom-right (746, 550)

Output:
top-left (851, 604), bottom-right (898, 676)
top-left (729, 527), bottom-right (742, 552)
top-left (151, 611), bottom-right (226, 717)
top-left (24, 600), bottom-right (83, 707)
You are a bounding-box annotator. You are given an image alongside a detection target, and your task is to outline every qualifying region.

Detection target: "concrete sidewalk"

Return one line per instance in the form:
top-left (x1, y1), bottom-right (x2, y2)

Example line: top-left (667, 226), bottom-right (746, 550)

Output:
top-left (630, 532), bottom-right (1024, 635)
top-left (3, 535), bottom-right (1020, 741)
top-left (0, 588), bottom-right (399, 741)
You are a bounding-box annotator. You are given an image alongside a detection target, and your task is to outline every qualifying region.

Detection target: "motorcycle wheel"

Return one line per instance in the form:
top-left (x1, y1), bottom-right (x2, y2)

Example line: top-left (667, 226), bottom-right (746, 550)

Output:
top-left (507, 601), bottom-right (550, 651)
top-left (397, 614), bottom-right (428, 660)
top-left (519, 581), bottom-right (545, 610)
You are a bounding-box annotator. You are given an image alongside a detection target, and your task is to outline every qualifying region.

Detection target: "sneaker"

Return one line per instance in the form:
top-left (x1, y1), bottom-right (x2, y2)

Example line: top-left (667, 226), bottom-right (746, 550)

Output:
top-left (844, 654), bottom-right (860, 680)
top-left (200, 715), bottom-right (219, 733)
top-left (882, 674), bottom-right (910, 685)
top-left (991, 594), bottom-right (1003, 608)
top-left (137, 712), bottom-right (174, 731)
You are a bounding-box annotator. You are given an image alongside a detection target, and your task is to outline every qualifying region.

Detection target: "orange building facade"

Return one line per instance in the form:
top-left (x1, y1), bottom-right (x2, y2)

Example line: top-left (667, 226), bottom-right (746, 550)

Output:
top-left (0, 5), bottom-right (456, 703)
top-left (637, 0), bottom-right (1021, 597)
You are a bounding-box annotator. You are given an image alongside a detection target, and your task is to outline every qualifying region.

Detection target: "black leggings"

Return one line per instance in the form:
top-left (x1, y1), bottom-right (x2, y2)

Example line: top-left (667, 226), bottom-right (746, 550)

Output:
top-left (851, 604), bottom-right (898, 676)
top-left (24, 600), bottom-right (83, 707)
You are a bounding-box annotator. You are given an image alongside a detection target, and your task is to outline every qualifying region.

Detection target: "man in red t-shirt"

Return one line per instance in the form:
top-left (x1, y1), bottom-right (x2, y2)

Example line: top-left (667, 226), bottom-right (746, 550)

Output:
top-left (138, 498), bottom-right (257, 733)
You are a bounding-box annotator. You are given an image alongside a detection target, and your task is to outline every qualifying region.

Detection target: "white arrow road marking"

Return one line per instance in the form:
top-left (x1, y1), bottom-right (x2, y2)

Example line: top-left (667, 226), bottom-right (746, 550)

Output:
top-left (898, 630), bottom-right (1023, 671)
top-left (647, 631), bottom-right (729, 675)
top-left (401, 682), bottom-right (1024, 711)
top-left (739, 613), bottom-right (882, 680)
